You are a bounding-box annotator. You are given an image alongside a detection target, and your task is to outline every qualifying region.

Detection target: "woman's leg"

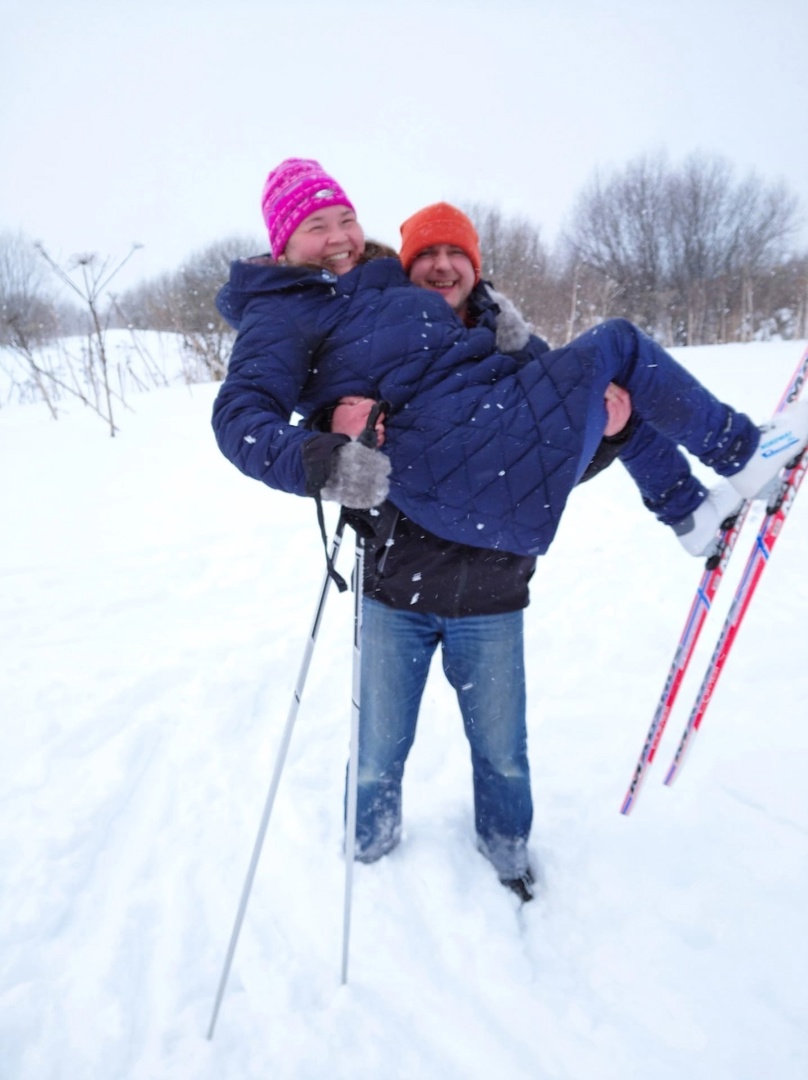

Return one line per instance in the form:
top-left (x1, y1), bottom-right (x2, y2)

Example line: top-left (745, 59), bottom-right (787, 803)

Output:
top-left (572, 319), bottom-right (808, 532)
top-left (619, 420), bottom-right (707, 526)
top-left (573, 319), bottom-right (759, 481)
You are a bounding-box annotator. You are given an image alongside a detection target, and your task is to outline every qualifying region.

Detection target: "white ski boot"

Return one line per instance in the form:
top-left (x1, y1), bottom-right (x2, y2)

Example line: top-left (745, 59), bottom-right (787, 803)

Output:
top-left (674, 481), bottom-right (744, 558)
top-left (729, 401), bottom-right (808, 500)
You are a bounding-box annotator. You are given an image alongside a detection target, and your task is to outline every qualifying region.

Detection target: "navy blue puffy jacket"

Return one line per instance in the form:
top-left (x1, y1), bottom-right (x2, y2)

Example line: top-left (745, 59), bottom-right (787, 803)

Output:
top-left (212, 254), bottom-right (596, 556)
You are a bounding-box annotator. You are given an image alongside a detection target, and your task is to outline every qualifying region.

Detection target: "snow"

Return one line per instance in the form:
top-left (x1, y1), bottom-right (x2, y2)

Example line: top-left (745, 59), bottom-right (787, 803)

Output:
top-left (1, 338), bottom-right (806, 1080)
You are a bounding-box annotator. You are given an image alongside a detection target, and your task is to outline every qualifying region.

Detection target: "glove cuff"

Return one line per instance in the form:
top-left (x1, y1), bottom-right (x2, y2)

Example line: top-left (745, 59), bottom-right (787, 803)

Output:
top-left (302, 433), bottom-right (350, 496)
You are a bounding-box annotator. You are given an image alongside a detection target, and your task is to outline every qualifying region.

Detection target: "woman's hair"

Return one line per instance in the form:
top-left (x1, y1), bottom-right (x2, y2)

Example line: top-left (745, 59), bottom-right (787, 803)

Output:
top-left (361, 240), bottom-right (399, 262)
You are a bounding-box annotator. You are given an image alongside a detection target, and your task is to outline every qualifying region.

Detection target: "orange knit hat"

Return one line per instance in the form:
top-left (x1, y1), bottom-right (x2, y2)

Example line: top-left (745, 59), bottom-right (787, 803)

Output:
top-left (399, 202), bottom-right (482, 282)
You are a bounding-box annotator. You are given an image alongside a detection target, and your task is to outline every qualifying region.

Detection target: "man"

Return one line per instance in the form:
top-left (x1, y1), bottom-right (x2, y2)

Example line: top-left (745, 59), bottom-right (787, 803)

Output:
top-left (331, 204), bottom-right (572, 902)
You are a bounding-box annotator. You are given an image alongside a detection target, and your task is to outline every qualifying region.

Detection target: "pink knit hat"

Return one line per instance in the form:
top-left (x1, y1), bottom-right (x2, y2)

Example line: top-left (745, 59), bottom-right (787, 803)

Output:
top-left (261, 158), bottom-right (355, 258)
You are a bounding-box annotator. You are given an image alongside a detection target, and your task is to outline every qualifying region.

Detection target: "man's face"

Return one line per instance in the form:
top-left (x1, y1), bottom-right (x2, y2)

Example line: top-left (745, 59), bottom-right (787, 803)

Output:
top-left (408, 244), bottom-right (476, 314)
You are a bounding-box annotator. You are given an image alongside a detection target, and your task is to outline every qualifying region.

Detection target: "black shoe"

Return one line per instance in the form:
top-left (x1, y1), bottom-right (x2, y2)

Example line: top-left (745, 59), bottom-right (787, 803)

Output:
top-left (501, 867), bottom-right (535, 903)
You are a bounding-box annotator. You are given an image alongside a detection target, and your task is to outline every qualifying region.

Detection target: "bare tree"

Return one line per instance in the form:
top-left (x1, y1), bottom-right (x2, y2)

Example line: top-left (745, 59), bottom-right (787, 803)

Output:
top-left (565, 153), bottom-right (675, 335)
top-left (668, 154), bottom-right (800, 342)
top-left (0, 231), bottom-right (58, 341)
top-left (553, 252), bottom-right (624, 342)
top-left (0, 231), bottom-right (66, 414)
top-left (747, 252), bottom-right (808, 340)
top-left (36, 244), bottom-right (143, 436)
top-left (117, 235), bottom-right (258, 381)
top-left (463, 204), bottom-right (554, 338)
top-left (565, 152), bottom-right (803, 344)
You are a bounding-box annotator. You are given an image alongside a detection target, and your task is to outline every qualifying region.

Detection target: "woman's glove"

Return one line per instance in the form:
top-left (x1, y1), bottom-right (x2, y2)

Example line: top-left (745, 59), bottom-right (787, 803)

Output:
top-left (321, 440), bottom-right (391, 508)
top-left (578, 413), bottom-right (639, 484)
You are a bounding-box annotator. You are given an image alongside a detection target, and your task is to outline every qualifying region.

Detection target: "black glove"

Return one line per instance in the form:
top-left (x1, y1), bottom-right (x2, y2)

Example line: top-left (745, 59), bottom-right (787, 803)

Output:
top-left (578, 414), bottom-right (638, 484)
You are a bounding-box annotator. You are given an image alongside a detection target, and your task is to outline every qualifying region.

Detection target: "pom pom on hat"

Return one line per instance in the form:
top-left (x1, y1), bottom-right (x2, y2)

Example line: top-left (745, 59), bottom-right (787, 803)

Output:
top-left (261, 158), bottom-right (355, 258)
top-left (399, 202), bottom-right (482, 281)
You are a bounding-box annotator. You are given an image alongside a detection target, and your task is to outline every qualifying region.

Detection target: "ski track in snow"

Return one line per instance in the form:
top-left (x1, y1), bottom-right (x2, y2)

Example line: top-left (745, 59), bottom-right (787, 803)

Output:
top-left (0, 338), bottom-right (806, 1080)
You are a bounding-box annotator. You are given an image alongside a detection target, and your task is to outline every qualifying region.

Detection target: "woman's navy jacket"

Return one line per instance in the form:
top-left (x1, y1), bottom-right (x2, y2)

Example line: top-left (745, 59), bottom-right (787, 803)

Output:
top-left (212, 254), bottom-right (596, 557)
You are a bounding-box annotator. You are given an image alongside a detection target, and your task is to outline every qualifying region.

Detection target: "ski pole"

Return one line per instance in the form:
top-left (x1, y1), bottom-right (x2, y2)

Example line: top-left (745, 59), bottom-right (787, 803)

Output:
top-left (207, 514), bottom-right (347, 1040)
top-left (341, 532), bottom-right (364, 984)
top-left (340, 400), bottom-right (387, 984)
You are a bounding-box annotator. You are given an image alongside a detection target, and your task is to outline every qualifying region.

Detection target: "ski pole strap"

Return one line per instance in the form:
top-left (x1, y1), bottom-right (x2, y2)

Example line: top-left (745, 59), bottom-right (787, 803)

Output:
top-left (313, 497), bottom-right (348, 592)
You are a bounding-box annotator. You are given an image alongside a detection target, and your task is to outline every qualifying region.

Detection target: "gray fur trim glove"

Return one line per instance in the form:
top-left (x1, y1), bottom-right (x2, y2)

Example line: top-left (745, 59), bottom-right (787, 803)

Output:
top-left (485, 285), bottom-right (532, 353)
top-left (321, 439), bottom-right (391, 508)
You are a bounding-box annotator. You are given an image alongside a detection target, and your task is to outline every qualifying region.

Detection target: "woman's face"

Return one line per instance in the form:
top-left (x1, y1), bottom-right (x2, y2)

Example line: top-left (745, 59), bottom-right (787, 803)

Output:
top-left (281, 204), bottom-right (365, 274)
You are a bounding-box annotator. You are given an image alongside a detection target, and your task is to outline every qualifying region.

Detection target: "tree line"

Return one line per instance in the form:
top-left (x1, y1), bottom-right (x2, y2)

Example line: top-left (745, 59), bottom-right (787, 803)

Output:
top-left (469, 152), bottom-right (806, 347)
top-left (2, 152), bottom-right (806, 403)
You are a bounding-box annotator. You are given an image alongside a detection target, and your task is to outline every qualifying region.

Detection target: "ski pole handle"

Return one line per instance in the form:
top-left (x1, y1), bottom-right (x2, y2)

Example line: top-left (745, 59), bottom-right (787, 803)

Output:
top-left (357, 400), bottom-right (390, 449)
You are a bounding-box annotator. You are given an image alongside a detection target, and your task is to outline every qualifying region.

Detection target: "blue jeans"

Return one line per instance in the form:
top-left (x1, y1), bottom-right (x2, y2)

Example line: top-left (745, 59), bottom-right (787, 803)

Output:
top-left (351, 598), bottom-right (532, 880)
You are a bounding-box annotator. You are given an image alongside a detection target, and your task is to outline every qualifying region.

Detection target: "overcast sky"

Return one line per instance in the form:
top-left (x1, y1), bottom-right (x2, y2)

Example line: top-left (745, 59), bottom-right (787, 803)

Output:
top-left (3, 0), bottom-right (807, 291)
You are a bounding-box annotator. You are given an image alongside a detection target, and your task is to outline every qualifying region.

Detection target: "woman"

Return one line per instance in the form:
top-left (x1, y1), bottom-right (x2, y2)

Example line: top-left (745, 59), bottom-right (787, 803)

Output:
top-left (212, 158), bottom-right (808, 559)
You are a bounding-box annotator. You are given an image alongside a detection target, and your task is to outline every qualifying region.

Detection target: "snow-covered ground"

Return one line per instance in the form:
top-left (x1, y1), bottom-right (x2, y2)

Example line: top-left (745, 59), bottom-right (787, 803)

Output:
top-left (1, 339), bottom-right (806, 1080)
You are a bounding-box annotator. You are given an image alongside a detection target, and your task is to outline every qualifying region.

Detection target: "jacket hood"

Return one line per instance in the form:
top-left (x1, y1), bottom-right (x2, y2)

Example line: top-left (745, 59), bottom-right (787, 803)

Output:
top-left (216, 241), bottom-right (403, 328)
